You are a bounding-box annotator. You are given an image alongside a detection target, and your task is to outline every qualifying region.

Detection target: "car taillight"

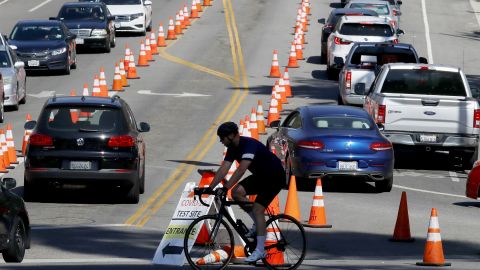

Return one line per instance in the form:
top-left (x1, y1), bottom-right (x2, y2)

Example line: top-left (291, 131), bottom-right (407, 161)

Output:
top-left (393, 10), bottom-right (397, 16)
top-left (334, 37), bottom-right (351, 45)
top-left (419, 66), bottom-right (429, 70)
top-left (474, 109), bottom-right (480, 128)
top-left (29, 133), bottom-right (53, 146)
top-left (376, 105), bottom-right (386, 124)
top-left (298, 140), bottom-right (324, 150)
top-left (393, 39), bottom-right (399, 44)
top-left (108, 135), bottom-right (135, 147)
top-left (345, 71), bottom-right (352, 90)
top-left (370, 142), bottom-right (392, 151)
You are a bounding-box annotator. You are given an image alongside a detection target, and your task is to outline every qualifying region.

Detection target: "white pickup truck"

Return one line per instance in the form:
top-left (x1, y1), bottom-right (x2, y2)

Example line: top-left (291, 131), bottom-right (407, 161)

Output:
top-left (363, 63), bottom-right (480, 169)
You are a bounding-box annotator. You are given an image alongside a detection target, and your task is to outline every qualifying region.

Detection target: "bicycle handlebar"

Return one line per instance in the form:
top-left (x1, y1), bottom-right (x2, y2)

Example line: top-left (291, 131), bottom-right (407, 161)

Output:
top-left (193, 187), bottom-right (217, 206)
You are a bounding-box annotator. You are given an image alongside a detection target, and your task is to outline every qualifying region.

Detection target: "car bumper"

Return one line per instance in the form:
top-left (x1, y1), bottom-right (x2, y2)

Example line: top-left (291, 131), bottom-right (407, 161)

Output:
top-left (383, 131), bottom-right (479, 150)
top-left (114, 18), bottom-right (145, 32)
top-left (18, 55), bottom-right (68, 71)
top-left (76, 36), bottom-right (108, 48)
top-left (340, 91), bottom-right (366, 105)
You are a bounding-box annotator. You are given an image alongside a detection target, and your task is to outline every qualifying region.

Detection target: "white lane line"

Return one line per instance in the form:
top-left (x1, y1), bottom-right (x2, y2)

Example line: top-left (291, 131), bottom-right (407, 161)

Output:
top-left (394, 184), bottom-right (465, 198)
top-left (11, 258), bottom-right (150, 264)
top-left (421, 0), bottom-right (434, 64)
top-left (469, 0), bottom-right (480, 29)
top-left (0, 0), bottom-right (9, 6)
top-left (449, 171), bottom-right (460, 182)
top-left (28, 0), bottom-right (53, 12)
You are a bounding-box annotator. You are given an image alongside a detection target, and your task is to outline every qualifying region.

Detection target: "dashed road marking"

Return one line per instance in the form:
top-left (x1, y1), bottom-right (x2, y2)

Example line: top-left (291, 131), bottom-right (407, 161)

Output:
top-left (0, 0), bottom-right (9, 6)
top-left (449, 171), bottom-right (460, 182)
top-left (394, 184), bottom-right (465, 198)
top-left (28, 0), bottom-right (53, 12)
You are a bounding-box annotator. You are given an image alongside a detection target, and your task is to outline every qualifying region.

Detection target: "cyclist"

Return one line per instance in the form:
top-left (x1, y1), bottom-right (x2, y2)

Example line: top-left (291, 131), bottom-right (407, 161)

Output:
top-left (208, 122), bottom-right (286, 263)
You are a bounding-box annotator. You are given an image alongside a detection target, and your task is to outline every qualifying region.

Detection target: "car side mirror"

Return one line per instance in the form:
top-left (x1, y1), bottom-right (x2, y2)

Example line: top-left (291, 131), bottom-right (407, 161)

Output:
top-left (354, 83), bottom-right (366, 95)
top-left (9, 45), bottom-right (17, 50)
top-left (318, 18), bottom-right (326, 24)
top-left (419, 57), bottom-right (428, 64)
top-left (270, 120), bottom-right (280, 129)
top-left (138, 122), bottom-right (150, 132)
top-left (144, 0), bottom-right (152, 5)
top-left (376, 123), bottom-right (385, 131)
top-left (397, 0), bottom-right (402, 5)
top-left (396, 29), bottom-right (405, 35)
top-left (334, 57), bottom-right (344, 68)
top-left (2, 178), bottom-right (16, 190)
top-left (24, 120), bottom-right (36, 130)
top-left (14, 61), bottom-right (24, 69)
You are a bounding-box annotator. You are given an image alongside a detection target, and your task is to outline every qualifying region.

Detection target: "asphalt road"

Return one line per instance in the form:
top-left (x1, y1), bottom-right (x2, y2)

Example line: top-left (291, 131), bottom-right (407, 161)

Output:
top-left (0, 0), bottom-right (479, 269)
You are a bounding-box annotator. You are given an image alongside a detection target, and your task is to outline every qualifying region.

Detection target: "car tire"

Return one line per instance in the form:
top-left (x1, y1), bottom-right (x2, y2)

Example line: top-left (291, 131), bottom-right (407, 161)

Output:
top-left (139, 161), bottom-right (145, 194)
top-left (326, 66), bottom-right (334, 80)
top-left (375, 177), bottom-right (393, 192)
top-left (23, 179), bottom-right (39, 202)
top-left (337, 94), bottom-right (344, 105)
top-left (125, 179), bottom-right (140, 204)
top-left (71, 52), bottom-right (77, 70)
top-left (146, 19), bottom-right (152, 32)
top-left (462, 149), bottom-right (477, 170)
top-left (110, 33), bottom-right (116, 48)
top-left (0, 100), bottom-right (5, 123)
top-left (12, 87), bottom-right (19, 111)
top-left (2, 217), bottom-right (26, 263)
top-left (104, 39), bottom-right (111, 53)
top-left (19, 80), bottom-right (26, 104)
top-left (64, 56), bottom-right (71, 75)
top-left (285, 156), bottom-right (292, 190)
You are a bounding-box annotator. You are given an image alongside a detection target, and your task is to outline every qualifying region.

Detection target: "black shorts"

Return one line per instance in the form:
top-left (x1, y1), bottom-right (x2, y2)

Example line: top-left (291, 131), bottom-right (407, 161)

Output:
top-left (239, 172), bottom-right (285, 208)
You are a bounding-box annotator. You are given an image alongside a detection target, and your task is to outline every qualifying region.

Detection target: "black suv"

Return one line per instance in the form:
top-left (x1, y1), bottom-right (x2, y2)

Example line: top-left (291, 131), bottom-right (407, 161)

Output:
top-left (53, 2), bottom-right (115, 52)
top-left (0, 178), bottom-right (31, 262)
top-left (24, 95), bottom-right (150, 203)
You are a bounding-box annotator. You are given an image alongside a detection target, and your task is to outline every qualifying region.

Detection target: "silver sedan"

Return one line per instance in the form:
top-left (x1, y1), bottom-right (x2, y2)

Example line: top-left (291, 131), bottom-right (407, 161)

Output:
top-left (0, 43), bottom-right (26, 111)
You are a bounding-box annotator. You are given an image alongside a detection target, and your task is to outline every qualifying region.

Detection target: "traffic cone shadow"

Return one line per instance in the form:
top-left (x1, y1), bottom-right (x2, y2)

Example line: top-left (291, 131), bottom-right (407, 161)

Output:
top-left (390, 191), bottom-right (414, 242)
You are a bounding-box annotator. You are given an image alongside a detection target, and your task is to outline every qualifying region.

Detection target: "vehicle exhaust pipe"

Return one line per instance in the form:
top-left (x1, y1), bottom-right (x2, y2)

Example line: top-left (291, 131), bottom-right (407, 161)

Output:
top-left (426, 146), bottom-right (431, 152)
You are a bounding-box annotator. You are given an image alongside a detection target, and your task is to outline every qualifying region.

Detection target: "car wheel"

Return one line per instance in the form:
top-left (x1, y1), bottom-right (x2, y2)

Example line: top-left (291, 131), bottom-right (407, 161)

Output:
top-left (2, 217), bottom-right (26, 263)
top-left (0, 99), bottom-right (5, 123)
top-left (104, 39), bottom-right (111, 53)
top-left (125, 179), bottom-right (140, 203)
top-left (71, 52), bottom-right (77, 70)
top-left (64, 56), bottom-right (71, 75)
top-left (12, 87), bottom-right (19, 111)
top-left (139, 161), bottom-right (145, 194)
top-left (110, 33), bottom-right (116, 48)
top-left (462, 149), bottom-right (477, 170)
top-left (19, 80), bottom-right (26, 104)
top-left (375, 177), bottom-right (393, 192)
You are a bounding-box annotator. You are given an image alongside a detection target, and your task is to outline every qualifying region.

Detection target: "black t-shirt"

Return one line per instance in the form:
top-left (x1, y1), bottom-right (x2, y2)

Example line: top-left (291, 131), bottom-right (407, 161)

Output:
top-left (224, 136), bottom-right (284, 177)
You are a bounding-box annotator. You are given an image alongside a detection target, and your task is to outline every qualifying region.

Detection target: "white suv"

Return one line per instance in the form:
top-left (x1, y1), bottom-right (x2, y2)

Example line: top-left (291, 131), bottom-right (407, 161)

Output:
top-left (103, 0), bottom-right (152, 35)
top-left (326, 15), bottom-right (402, 79)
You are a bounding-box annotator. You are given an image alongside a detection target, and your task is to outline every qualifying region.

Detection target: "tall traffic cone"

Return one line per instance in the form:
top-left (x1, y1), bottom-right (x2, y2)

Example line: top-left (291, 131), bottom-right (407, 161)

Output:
top-left (166, 17), bottom-right (177, 40)
top-left (295, 38), bottom-right (304, 60)
top-left (157, 24), bottom-right (167, 46)
top-left (0, 146), bottom-right (8, 173)
top-left (256, 100), bottom-right (266, 134)
top-left (277, 79), bottom-right (288, 104)
top-left (119, 60), bottom-right (129, 87)
top-left (194, 170), bottom-right (216, 244)
top-left (239, 119), bottom-right (244, 136)
top-left (304, 179), bottom-right (332, 228)
top-left (5, 124), bottom-right (18, 164)
top-left (111, 63), bottom-right (124, 92)
top-left (243, 116), bottom-right (251, 138)
top-left (267, 97), bottom-right (280, 126)
top-left (69, 90), bottom-right (79, 123)
top-left (249, 108), bottom-right (259, 140)
top-left (195, 249), bottom-right (228, 265)
top-left (196, 0), bottom-right (203, 12)
top-left (179, 9), bottom-right (187, 30)
top-left (127, 53), bottom-right (140, 79)
top-left (287, 42), bottom-right (299, 68)
top-left (283, 68), bottom-right (292, 97)
top-left (99, 68), bottom-right (108, 96)
top-left (203, 0), bottom-right (212, 6)
top-left (265, 218), bottom-right (285, 265)
top-left (269, 50), bottom-right (281, 78)
top-left (92, 75), bottom-right (101, 97)
top-left (175, 13), bottom-right (183, 35)
top-left (272, 87), bottom-right (282, 111)
top-left (145, 37), bottom-right (153, 61)
top-left (21, 113), bottom-right (32, 157)
top-left (390, 191), bottom-right (414, 242)
top-left (82, 83), bottom-right (89, 96)
top-left (191, 0), bottom-right (199, 18)
top-left (183, 5), bottom-right (191, 26)
top-left (284, 175), bottom-right (300, 221)
top-left (124, 45), bottom-right (130, 72)
top-left (149, 32), bottom-right (158, 54)
top-left (137, 42), bottom-right (149, 67)
top-left (0, 130), bottom-right (12, 169)
top-left (266, 195), bottom-right (280, 215)
top-left (416, 208), bottom-right (451, 266)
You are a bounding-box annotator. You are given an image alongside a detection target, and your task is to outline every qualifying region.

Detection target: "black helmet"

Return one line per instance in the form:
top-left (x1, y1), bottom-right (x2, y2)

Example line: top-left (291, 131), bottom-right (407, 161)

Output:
top-left (217, 122), bottom-right (239, 138)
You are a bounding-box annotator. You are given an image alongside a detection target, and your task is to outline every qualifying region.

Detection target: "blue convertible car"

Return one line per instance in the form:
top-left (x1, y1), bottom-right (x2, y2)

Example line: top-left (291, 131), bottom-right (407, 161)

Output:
top-left (268, 105), bottom-right (394, 192)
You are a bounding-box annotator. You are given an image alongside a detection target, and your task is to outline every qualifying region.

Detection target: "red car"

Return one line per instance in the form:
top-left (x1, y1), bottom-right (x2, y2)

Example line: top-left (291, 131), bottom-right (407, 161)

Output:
top-left (466, 161), bottom-right (480, 199)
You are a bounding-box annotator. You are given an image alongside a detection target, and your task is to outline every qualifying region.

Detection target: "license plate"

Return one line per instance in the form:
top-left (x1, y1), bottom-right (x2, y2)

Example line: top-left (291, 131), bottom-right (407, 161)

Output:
top-left (338, 161), bottom-right (358, 171)
top-left (75, 38), bottom-right (84, 45)
top-left (420, 134), bottom-right (437, 143)
top-left (70, 161), bottom-right (91, 170)
top-left (115, 22), bottom-right (121, 28)
top-left (27, 60), bottom-right (39, 67)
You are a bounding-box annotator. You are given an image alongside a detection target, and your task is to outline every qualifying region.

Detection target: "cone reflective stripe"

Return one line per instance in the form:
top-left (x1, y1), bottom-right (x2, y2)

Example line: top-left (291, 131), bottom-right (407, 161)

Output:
top-left (250, 108), bottom-right (259, 140)
top-left (175, 14), bottom-right (183, 35)
top-left (416, 208), bottom-right (451, 266)
top-left (269, 50), bottom-right (281, 78)
top-left (137, 42), bottom-right (149, 67)
top-left (203, 0), bottom-right (212, 6)
top-left (256, 100), bottom-right (267, 134)
top-left (166, 17), bottom-right (177, 40)
top-left (99, 68), bottom-right (108, 96)
top-left (157, 24), bottom-right (167, 46)
top-left (119, 60), bottom-right (129, 87)
top-left (5, 124), bottom-right (17, 164)
top-left (191, 0), bottom-right (199, 18)
top-left (179, 10), bottom-right (186, 30)
top-left (149, 32), bottom-right (158, 54)
top-left (283, 68), bottom-right (292, 97)
top-left (390, 191), bottom-right (414, 242)
top-left (287, 43), bottom-right (299, 68)
top-left (272, 86), bottom-right (282, 111)
top-left (196, 0), bottom-right (203, 12)
top-left (295, 38), bottom-right (304, 60)
top-left (112, 63), bottom-right (124, 91)
top-left (277, 79), bottom-right (288, 104)
top-left (69, 90), bottom-right (79, 123)
top-left (244, 116), bottom-right (251, 138)
top-left (145, 37), bottom-right (153, 61)
top-left (183, 5), bottom-right (191, 26)
top-left (124, 46), bottom-right (130, 71)
top-left (92, 75), bottom-right (101, 97)
top-left (0, 130), bottom-right (12, 169)
top-left (284, 175), bottom-right (300, 221)
top-left (304, 179), bottom-right (332, 228)
top-left (21, 113), bottom-right (32, 157)
top-left (265, 219), bottom-right (284, 265)
top-left (195, 249), bottom-right (228, 265)
top-left (267, 97), bottom-right (280, 126)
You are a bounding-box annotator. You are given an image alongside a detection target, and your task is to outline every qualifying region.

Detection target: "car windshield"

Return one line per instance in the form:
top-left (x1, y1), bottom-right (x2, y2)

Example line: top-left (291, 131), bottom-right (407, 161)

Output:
top-left (340, 23), bottom-right (393, 37)
top-left (381, 69), bottom-right (466, 96)
top-left (102, 0), bottom-right (141, 4)
top-left (59, 7), bottom-right (105, 20)
top-left (0, 51), bottom-right (11, 68)
top-left (312, 116), bottom-right (373, 130)
top-left (350, 3), bottom-right (390, 15)
top-left (10, 25), bottom-right (64, 41)
top-left (40, 106), bottom-right (127, 132)
top-left (350, 47), bottom-right (417, 65)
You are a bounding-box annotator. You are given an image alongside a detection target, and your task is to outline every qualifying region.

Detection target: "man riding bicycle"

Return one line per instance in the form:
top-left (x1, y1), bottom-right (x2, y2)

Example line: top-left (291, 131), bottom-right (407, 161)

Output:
top-left (208, 122), bottom-right (286, 263)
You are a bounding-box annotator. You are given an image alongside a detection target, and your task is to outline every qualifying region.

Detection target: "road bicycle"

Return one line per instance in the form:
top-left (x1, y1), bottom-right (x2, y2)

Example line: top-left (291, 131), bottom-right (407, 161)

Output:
top-left (183, 187), bottom-right (306, 270)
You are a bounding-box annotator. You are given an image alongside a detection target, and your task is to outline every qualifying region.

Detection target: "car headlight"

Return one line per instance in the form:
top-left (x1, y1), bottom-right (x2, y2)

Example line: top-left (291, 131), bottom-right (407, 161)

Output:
top-left (2, 76), bottom-right (12, 85)
top-left (51, 47), bottom-right (67, 56)
top-left (130, 13), bottom-right (143, 20)
top-left (91, 29), bottom-right (108, 36)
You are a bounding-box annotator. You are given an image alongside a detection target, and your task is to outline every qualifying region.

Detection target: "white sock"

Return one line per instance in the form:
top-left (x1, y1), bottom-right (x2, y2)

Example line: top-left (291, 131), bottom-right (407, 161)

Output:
top-left (256, 236), bottom-right (266, 252)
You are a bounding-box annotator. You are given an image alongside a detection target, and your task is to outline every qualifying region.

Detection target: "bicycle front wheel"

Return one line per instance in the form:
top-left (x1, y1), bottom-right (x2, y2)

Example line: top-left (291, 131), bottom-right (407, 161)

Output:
top-left (262, 214), bottom-right (306, 270)
top-left (184, 215), bottom-right (235, 270)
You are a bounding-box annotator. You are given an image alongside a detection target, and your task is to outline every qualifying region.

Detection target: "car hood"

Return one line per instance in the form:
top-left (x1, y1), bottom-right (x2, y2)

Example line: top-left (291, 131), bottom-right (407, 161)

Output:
top-left (8, 40), bottom-right (66, 52)
top-left (106, 5), bottom-right (143, 15)
top-left (63, 20), bottom-right (106, 30)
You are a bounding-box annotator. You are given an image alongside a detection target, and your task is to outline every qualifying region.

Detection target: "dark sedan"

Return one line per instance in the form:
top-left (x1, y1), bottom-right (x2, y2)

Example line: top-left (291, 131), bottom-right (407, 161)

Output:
top-left (24, 95), bottom-right (150, 203)
top-left (268, 105), bottom-right (394, 192)
top-left (54, 2), bottom-right (116, 52)
top-left (8, 20), bottom-right (77, 74)
top-left (319, 8), bottom-right (378, 64)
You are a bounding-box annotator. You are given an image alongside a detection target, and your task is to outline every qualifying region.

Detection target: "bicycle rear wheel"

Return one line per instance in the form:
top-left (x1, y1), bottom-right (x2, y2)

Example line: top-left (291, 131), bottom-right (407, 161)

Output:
top-left (262, 214), bottom-right (306, 270)
top-left (184, 215), bottom-right (235, 270)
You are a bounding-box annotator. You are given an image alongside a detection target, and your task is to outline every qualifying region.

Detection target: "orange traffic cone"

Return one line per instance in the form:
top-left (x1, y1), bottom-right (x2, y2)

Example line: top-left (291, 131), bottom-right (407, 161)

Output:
top-left (21, 113), bottom-right (32, 157)
top-left (157, 24), bottom-right (167, 46)
top-left (5, 124), bottom-right (18, 164)
top-left (149, 32), bottom-right (158, 54)
top-left (137, 42), bottom-right (149, 67)
top-left (243, 115), bottom-right (251, 138)
top-left (175, 13), bottom-right (183, 35)
top-left (390, 191), bottom-right (414, 242)
top-left (127, 53), bottom-right (140, 79)
top-left (196, 0), bottom-right (203, 12)
top-left (295, 38), bottom-right (304, 60)
top-left (416, 208), bottom-right (451, 266)
top-left (283, 68), bottom-right (292, 97)
top-left (222, 245), bottom-right (245, 261)
top-left (111, 63), bottom-right (124, 92)
top-left (269, 50), bottom-right (281, 78)
top-left (304, 179), bottom-right (332, 228)
top-left (0, 146), bottom-right (8, 173)
top-left (179, 10), bottom-right (187, 30)
top-left (0, 130), bottom-right (12, 169)
top-left (69, 90), bottom-right (79, 123)
top-left (183, 5), bottom-right (191, 26)
top-left (195, 249), bottom-right (228, 265)
top-left (124, 45), bottom-right (130, 72)
top-left (166, 17), bottom-right (177, 40)
top-left (284, 175), bottom-right (300, 221)
top-left (145, 37), bottom-right (153, 61)
top-left (191, 0), bottom-right (199, 18)
top-left (267, 97), bottom-right (280, 127)
top-left (119, 60), bottom-right (129, 87)
top-left (256, 100), bottom-right (267, 134)
top-left (272, 87), bottom-right (282, 111)
top-left (99, 68), bottom-right (108, 96)
top-left (194, 170), bottom-right (216, 244)
top-left (266, 195), bottom-right (280, 215)
top-left (277, 79), bottom-right (288, 104)
top-left (249, 108), bottom-right (259, 140)
top-left (287, 42), bottom-right (299, 68)
top-left (203, 0), bottom-right (212, 6)
top-left (265, 218), bottom-right (285, 265)
top-left (92, 75), bottom-right (101, 97)
top-left (82, 83), bottom-right (89, 96)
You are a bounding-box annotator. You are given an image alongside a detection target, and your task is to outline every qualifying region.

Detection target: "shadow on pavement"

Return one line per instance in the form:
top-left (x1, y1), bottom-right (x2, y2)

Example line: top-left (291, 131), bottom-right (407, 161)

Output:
top-left (453, 201), bottom-right (480, 208)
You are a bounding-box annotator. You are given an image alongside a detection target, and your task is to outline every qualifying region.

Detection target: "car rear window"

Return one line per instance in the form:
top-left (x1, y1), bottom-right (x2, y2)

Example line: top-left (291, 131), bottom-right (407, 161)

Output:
top-left (102, 0), bottom-right (141, 4)
top-left (340, 23), bottom-right (393, 37)
top-left (381, 69), bottom-right (466, 96)
top-left (349, 3), bottom-right (389, 15)
top-left (59, 6), bottom-right (105, 20)
top-left (39, 106), bottom-right (127, 132)
top-left (312, 117), bottom-right (373, 130)
top-left (350, 47), bottom-right (417, 65)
